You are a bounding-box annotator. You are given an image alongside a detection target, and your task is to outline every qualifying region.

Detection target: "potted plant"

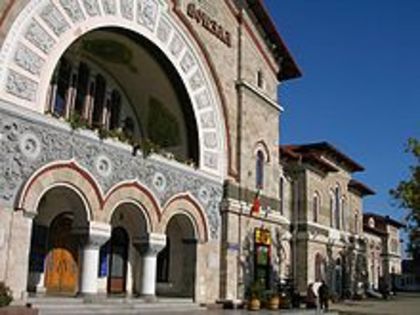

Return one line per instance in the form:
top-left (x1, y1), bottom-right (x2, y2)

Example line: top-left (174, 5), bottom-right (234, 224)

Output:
top-left (0, 282), bottom-right (12, 307)
top-left (247, 281), bottom-right (264, 311)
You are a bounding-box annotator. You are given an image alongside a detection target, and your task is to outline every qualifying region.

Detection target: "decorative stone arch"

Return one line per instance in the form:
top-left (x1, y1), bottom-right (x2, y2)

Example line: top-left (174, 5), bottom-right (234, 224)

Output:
top-left (159, 193), bottom-right (208, 243)
top-left (0, 0), bottom-right (227, 178)
top-left (101, 181), bottom-right (160, 231)
top-left (17, 160), bottom-right (100, 220)
top-left (254, 140), bottom-right (270, 163)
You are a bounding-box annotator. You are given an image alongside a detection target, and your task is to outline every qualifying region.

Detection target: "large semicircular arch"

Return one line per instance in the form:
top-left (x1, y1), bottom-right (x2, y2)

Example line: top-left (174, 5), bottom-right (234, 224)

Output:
top-left (0, 0), bottom-right (226, 179)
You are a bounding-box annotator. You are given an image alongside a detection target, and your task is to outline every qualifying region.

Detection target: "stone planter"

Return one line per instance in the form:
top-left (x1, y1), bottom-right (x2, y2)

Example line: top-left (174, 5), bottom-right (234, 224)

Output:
top-left (247, 297), bottom-right (261, 311)
top-left (266, 295), bottom-right (280, 310)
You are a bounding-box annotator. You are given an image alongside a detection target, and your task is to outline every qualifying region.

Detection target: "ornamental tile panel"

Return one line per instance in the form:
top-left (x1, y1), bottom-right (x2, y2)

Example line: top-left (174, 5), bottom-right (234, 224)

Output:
top-left (82, 0), bottom-right (101, 16)
top-left (102, 0), bottom-right (116, 15)
top-left (120, 0), bottom-right (134, 20)
top-left (6, 70), bottom-right (37, 101)
top-left (24, 20), bottom-right (56, 54)
top-left (59, 0), bottom-right (86, 23)
top-left (14, 44), bottom-right (44, 76)
top-left (39, 1), bottom-right (70, 36)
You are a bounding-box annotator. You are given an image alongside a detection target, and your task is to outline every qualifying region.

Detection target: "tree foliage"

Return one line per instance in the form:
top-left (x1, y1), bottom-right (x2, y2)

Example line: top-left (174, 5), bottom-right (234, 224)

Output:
top-left (390, 137), bottom-right (420, 253)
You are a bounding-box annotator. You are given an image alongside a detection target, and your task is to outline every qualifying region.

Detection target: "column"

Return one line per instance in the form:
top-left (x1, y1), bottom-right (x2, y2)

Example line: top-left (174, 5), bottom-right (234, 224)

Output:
top-left (138, 233), bottom-right (166, 297)
top-left (75, 221), bottom-right (111, 295)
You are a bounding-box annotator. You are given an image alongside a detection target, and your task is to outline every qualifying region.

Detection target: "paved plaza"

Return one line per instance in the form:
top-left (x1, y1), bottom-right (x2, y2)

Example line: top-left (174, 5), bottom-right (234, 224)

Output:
top-left (330, 292), bottom-right (420, 315)
top-left (31, 293), bottom-right (420, 315)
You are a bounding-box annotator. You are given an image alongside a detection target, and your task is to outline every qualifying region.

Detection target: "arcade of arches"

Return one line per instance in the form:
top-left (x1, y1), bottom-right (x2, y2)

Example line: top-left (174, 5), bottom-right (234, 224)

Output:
top-left (27, 184), bottom-right (199, 298)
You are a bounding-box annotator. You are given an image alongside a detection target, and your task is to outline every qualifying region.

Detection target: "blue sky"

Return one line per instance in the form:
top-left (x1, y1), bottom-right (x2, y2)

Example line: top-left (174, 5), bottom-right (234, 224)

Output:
top-left (264, 1), bottom-right (420, 234)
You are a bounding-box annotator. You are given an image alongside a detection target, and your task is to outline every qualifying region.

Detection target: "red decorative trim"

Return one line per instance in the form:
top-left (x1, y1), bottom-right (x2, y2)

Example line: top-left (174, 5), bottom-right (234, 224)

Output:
top-left (163, 193), bottom-right (209, 242)
top-left (104, 181), bottom-right (161, 219)
top-left (0, 0), bottom-right (15, 28)
top-left (170, 0), bottom-right (237, 180)
top-left (19, 161), bottom-right (102, 210)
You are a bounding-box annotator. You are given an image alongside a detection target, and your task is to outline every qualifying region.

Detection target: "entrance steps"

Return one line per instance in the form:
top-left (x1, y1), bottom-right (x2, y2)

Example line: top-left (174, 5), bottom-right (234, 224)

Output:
top-left (26, 297), bottom-right (204, 314)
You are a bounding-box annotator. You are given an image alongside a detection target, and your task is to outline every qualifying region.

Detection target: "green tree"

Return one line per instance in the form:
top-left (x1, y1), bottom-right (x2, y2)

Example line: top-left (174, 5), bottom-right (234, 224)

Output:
top-left (390, 137), bottom-right (420, 254)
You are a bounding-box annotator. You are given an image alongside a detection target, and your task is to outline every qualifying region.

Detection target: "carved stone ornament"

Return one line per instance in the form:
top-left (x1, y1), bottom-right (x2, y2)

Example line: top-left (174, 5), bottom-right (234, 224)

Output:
top-left (40, 1), bottom-right (70, 36)
top-left (24, 20), bottom-right (56, 54)
top-left (156, 17), bottom-right (171, 43)
top-left (14, 44), bottom-right (44, 76)
top-left (0, 106), bottom-right (223, 239)
top-left (82, 0), bottom-right (101, 16)
top-left (102, 0), bottom-right (117, 15)
top-left (6, 70), bottom-right (37, 101)
top-left (59, 0), bottom-right (86, 23)
top-left (95, 154), bottom-right (112, 177)
top-left (19, 132), bottom-right (42, 160)
top-left (120, 0), bottom-right (134, 20)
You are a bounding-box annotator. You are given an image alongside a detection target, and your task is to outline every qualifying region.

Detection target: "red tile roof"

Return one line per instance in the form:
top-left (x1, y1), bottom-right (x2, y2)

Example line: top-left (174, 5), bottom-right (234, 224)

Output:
top-left (281, 142), bottom-right (365, 173)
top-left (247, 0), bottom-right (302, 81)
top-left (348, 179), bottom-right (376, 196)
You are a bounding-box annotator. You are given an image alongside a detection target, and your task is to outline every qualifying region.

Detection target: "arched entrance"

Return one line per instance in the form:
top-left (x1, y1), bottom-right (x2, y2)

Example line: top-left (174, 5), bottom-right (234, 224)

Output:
top-left (107, 227), bottom-right (129, 294)
top-left (0, 0), bottom-right (227, 177)
top-left (44, 214), bottom-right (78, 295)
top-left (157, 214), bottom-right (197, 298)
top-left (27, 186), bottom-right (89, 295)
top-left (104, 203), bottom-right (149, 295)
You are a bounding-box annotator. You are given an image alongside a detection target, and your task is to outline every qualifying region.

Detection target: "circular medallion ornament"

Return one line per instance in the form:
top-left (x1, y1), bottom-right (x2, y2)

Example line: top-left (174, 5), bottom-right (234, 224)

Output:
top-left (199, 186), bottom-right (210, 204)
top-left (152, 172), bottom-right (166, 192)
top-left (95, 155), bottom-right (112, 177)
top-left (19, 132), bottom-right (41, 159)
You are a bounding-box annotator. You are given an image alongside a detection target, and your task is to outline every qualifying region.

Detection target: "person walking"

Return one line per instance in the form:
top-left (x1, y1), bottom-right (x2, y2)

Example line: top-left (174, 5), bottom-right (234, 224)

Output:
top-left (318, 280), bottom-right (330, 312)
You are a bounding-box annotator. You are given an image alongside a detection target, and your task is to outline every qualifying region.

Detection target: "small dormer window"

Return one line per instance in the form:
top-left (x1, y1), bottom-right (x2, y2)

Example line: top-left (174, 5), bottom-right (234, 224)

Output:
top-left (368, 217), bottom-right (375, 228)
top-left (257, 70), bottom-right (264, 89)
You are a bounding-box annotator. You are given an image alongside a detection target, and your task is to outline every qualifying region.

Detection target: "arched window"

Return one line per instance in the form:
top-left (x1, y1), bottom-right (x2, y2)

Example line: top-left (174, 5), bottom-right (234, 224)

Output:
top-left (313, 192), bottom-right (320, 223)
top-left (335, 186), bottom-right (341, 229)
top-left (279, 177), bottom-right (284, 214)
top-left (256, 150), bottom-right (264, 189)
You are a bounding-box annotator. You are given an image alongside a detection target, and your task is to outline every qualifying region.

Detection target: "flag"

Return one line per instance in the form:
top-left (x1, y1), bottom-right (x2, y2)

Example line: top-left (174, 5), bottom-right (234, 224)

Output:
top-left (251, 190), bottom-right (261, 215)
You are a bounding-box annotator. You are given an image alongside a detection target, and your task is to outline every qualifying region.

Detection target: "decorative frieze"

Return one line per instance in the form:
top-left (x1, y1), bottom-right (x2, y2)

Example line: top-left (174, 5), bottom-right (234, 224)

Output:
top-left (189, 69), bottom-right (204, 91)
top-left (137, 0), bottom-right (159, 31)
top-left (6, 70), bottom-right (37, 101)
top-left (59, 0), bottom-right (86, 23)
top-left (14, 44), bottom-right (44, 76)
top-left (24, 20), bottom-right (56, 54)
top-left (0, 107), bottom-right (223, 238)
top-left (39, 1), bottom-right (70, 36)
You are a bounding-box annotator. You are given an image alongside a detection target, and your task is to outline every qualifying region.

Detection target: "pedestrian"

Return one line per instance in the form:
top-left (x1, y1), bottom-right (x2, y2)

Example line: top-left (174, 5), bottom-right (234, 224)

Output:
top-left (318, 280), bottom-right (330, 312)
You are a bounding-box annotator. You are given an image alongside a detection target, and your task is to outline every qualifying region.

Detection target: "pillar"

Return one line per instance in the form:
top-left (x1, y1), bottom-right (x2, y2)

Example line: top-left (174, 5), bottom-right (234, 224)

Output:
top-left (138, 233), bottom-right (166, 297)
top-left (75, 221), bottom-right (111, 295)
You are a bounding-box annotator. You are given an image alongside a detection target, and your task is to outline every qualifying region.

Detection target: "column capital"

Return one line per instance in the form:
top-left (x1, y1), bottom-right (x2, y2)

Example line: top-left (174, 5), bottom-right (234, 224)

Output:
top-left (74, 221), bottom-right (111, 247)
top-left (136, 233), bottom-right (166, 256)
